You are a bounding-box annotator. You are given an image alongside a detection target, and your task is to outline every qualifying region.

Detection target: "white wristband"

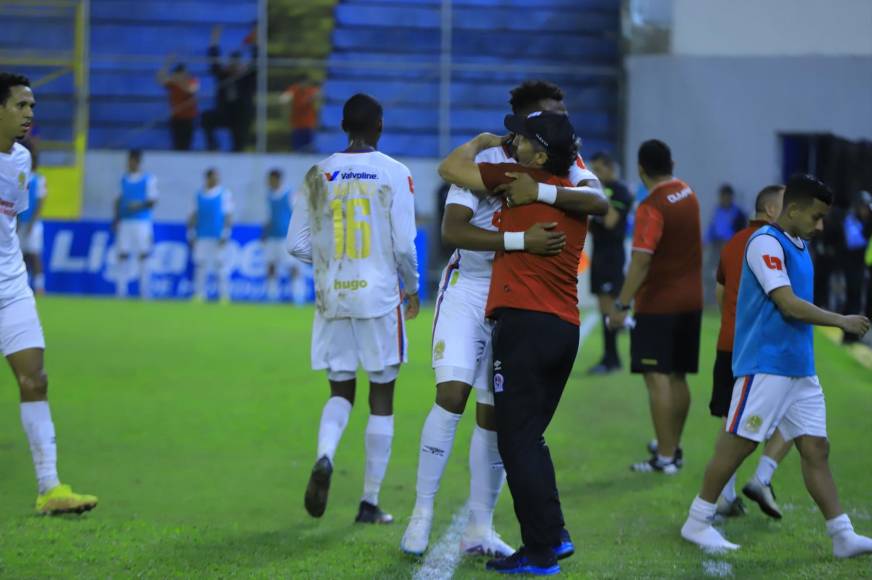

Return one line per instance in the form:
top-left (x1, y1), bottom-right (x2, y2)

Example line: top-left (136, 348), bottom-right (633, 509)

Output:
top-left (503, 231), bottom-right (525, 251)
top-left (537, 183), bottom-right (558, 205)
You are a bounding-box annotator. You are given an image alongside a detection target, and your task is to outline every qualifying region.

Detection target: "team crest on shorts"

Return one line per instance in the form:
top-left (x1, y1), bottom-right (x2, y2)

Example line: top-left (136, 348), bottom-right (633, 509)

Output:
top-left (493, 373), bottom-right (504, 393)
top-left (745, 415), bottom-right (763, 434)
top-left (433, 340), bottom-right (445, 361)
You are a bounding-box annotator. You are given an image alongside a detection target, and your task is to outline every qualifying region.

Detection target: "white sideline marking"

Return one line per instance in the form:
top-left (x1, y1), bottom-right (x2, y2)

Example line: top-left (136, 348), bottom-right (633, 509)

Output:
top-left (413, 314), bottom-right (599, 579)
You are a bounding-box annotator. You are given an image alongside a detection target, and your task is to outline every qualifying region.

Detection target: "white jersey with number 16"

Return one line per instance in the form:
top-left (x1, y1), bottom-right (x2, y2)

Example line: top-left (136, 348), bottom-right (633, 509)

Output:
top-left (288, 151), bottom-right (419, 320)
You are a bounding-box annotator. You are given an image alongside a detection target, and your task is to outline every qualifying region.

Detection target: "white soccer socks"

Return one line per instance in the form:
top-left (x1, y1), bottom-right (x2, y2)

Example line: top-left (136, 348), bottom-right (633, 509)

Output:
top-left (681, 496), bottom-right (740, 552)
top-left (413, 404), bottom-right (462, 515)
top-left (720, 472), bottom-right (738, 503)
top-left (362, 414), bottom-right (394, 506)
top-left (828, 514), bottom-right (872, 558)
top-left (20, 401), bottom-right (60, 494)
top-left (467, 426), bottom-right (505, 533)
top-left (316, 396), bottom-right (352, 462)
top-left (754, 455), bottom-right (779, 486)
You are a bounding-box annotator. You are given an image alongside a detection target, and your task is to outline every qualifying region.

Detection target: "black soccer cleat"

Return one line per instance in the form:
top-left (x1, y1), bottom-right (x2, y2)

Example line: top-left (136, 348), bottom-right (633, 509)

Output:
top-left (553, 528), bottom-right (575, 560)
top-left (631, 456), bottom-right (680, 475)
top-left (646, 440), bottom-right (684, 467)
top-left (486, 547), bottom-right (560, 576)
top-left (304, 456), bottom-right (333, 518)
top-left (355, 500), bottom-right (394, 524)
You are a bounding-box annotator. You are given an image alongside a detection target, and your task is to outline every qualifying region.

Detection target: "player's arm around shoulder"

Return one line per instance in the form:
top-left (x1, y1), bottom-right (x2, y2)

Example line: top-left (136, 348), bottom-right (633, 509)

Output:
top-left (438, 133), bottom-right (504, 192)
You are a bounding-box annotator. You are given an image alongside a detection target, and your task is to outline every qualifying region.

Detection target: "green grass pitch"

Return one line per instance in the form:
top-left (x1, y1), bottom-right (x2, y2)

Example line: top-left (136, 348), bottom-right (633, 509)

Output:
top-left (1, 297), bottom-right (871, 578)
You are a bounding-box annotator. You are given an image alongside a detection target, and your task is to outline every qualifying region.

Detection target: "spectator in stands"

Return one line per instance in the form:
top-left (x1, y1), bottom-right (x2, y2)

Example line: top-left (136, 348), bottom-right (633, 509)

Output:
top-left (862, 192), bottom-right (872, 326)
top-left (842, 191), bottom-right (872, 343)
top-left (156, 56), bottom-right (199, 151)
top-left (280, 78), bottom-right (321, 151)
top-left (704, 184), bottom-right (747, 303)
top-left (202, 25), bottom-right (258, 152)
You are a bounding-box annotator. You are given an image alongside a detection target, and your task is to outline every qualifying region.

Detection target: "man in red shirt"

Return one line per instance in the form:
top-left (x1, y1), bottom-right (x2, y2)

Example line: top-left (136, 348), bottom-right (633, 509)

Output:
top-left (710, 184), bottom-right (794, 518)
top-left (609, 140), bottom-right (702, 474)
top-left (156, 57), bottom-right (200, 151)
top-left (438, 112), bottom-right (607, 575)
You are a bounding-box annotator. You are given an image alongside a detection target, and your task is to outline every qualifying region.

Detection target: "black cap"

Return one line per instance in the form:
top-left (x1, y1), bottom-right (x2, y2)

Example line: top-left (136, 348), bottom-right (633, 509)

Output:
top-left (504, 111), bottom-right (576, 155)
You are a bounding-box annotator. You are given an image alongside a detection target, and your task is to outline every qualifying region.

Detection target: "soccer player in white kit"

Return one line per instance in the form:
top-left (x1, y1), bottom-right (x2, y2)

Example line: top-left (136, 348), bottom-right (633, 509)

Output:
top-left (289, 94), bottom-right (419, 524)
top-left (187, 168), bottom-right (234, 303)
top-left (113, 149), bottom-right (158, 299)
top-left (0, 72), bottom-right (97, 514)
top-left (401, 81), bottom-right (603, 558)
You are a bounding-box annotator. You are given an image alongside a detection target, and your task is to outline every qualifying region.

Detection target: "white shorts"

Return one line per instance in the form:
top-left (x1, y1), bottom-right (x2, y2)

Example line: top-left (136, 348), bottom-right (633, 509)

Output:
top-left (0, 296), bottom-right (45, 356)
top-left (312, 306), bottom-right (407, 380)
top-left (117, 220), bottom-right (153, 255)
top-left (17, 221), bottom-right (43, 254)
top-left (432, 275), bottom-right (494, 405)
top-left (263, 238), bottom-right (301, 272)
top-left (726, 373), bottom-right (827, 442)
top-left (194, 239), bottom-right (230, 272)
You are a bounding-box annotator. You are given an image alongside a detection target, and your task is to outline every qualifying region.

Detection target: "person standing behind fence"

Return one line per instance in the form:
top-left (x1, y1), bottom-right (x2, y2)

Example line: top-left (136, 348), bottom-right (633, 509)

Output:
top-left (202, 25), bottom-right (257, 152)
top-left (156, 56), bottom-right (199, 151)
top-left (114, 150), bottom-right (158, 299)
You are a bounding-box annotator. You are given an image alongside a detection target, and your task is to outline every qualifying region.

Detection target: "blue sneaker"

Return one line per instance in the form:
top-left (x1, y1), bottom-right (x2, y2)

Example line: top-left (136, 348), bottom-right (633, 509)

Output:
top-left (554, 529), bottom-right (575, 560)
top-left (486, 547), bottom-right (560, 575)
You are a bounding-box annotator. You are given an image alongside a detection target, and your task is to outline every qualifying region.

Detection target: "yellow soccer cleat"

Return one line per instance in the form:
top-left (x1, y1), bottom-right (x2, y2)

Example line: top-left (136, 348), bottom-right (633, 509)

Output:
top-left (36, 484), bottom-right (98, 515)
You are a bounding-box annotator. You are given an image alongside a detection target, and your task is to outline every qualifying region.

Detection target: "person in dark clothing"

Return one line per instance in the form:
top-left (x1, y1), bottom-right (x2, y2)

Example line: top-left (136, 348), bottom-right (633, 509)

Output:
top-left (202, 25), bottom-right (257, 152)
top-left (586, 151), bottom-right (633, 374)
top-left (842, 191), bottom-right (872, 343)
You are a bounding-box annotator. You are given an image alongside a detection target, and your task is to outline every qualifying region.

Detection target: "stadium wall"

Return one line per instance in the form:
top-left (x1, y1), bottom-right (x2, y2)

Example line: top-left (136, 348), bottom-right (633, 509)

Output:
top-left (82, 151), bottom-right (443, 223)
top-left (624, 55), bottom-right (872, 215)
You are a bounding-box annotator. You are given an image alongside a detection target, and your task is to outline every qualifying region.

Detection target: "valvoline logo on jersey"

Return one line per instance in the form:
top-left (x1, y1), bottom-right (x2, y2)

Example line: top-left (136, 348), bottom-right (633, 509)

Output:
top-left (326, 170), bottom-right (378, 181)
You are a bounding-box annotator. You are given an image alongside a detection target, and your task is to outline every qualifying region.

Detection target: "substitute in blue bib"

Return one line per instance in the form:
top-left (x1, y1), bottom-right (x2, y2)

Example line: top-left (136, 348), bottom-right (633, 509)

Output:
top-left (681, 174), bottom-right (872, 559)
top-left (187, 167), bottom-right (234, 303)
top-left (113, 149), bottom-right (158, 299)
top-left (16, 142), bottom-right (47, 294)
top-left (261, 168), bottom-right (304, 303)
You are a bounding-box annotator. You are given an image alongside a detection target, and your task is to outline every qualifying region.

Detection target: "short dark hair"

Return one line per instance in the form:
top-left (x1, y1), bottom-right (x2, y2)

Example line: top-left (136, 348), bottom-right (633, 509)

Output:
top-left (754, 184), bottom-right (784, 213)
top-left (0, 72), bottom-right (31, 106)
top-left (509, 81), bottom-right (564, 115)
top-left (342, 93), bottom-right (382, 135)
top-left (719, 183), bottom-right (735, 197)
top-left (542, 142), bottom-right (578, 178)
top-left (205, 167), bottom-right (217, 178)
top-left (783, 174), bottom-right (833, 208)
top-left (637, 139), bottom-right (672, 177)
top-left (589, 151), bottom-right (613, 166)
top-left (269, 168), bottom-right (282, 179)
top-left (128, 149), bottom-right (143, 162)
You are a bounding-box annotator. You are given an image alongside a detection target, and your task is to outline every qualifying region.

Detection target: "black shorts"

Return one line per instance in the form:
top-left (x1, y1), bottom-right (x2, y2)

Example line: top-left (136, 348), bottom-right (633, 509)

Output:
top-left (709, 350), bottom-right (736, 418)
top-left (630, 311), bottom-right (702, 375)
top-left (589, 249), bottom-right (625, 296)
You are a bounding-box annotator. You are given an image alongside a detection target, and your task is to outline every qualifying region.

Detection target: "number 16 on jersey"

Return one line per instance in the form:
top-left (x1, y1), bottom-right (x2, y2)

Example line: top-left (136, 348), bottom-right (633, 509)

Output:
top-left (330, 181), bottom-right (372, 260)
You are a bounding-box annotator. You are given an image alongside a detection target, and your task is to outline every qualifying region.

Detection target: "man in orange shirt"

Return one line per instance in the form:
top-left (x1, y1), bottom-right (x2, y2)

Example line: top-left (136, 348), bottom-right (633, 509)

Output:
top-left (609, 140), bottom-right (702, 474)
top-left (438, 112), bottom-right (607, 575)
top-left (156, 58), bottom-right (200, 151)
top-left (710, 184), bottom-right (793, 518)
top-left (282, 81), bottom-right (321, 151)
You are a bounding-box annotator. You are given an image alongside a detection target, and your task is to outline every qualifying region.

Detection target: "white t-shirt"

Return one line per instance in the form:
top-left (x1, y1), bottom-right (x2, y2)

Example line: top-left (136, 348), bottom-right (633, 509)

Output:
top-left (288, 151), bottom-right (419, 319)
top-left (443, 147), bottom-right (600, 284)
top-left (0, 143), bottom-right (32, 304)
top-left (745, 233), bottom-right (801, 294)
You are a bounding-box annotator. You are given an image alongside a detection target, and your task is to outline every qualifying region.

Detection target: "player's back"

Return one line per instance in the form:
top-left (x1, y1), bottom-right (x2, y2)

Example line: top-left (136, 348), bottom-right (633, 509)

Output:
top-left (0, 143), bottom-right (31, 299)
top-left (305, 151), bottom-right (414, 319)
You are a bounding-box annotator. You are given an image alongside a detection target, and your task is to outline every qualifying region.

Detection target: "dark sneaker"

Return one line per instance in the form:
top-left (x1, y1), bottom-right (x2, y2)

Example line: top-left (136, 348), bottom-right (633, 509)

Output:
top-left (716, 496), bottom-right (747, 518)
top-left (631, 456), bottom-right (679, 475)
top-left (486, 547), bottom-right (559, 576)
top-left (646, 441), bottom-right (684, 467)
top-left (304, 456), bottom-right (333, 518)
top-left (355, 500), bottom-right (394, 524)
top-left (742, 477), bottom-right (783, 519)
top-left (553, 528), bottom-right (575, 560)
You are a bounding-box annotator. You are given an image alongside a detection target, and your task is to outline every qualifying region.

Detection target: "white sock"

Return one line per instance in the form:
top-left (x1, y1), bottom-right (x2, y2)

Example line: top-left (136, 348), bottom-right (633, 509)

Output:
top-left (362, 414), bottom-right (394, 506)
top-left (34, 273), bottom-right (45, 292)
top-left (316, 396), bottom-right (352, 462)
top-left (468, 426), bottom-right (505, 532)
top-left (755, 455), bottom-right (779, 486)
top-left (827, 514), bottom-right (854, 537)
top-left (139, 259), bottom-right (151, 298)
top-left (116, 257), bottom-right (129, 297)
top-left (219, 270), bottom-right (231, 301)
top-left (291, 274), bottom-right (306, 304)
top-left (414, 404), bottom-right (462, 514)
top-left (266, 276), bottom-right (279, 301)
top-left (657, 453), bottom-right (674, 465)
top-left (194, 265), bottom-right (208, 299)
top-left (688, 495), bottom-right (718, 526)
top-left (20, 402), bottom-right (60, 494)
top-left (720, 472), bottom-right (737, 503)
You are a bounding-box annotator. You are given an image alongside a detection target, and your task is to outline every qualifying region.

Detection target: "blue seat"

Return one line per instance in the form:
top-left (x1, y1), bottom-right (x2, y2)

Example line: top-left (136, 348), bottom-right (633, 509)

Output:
top-left (91, 1), bottom-right (256, 24)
